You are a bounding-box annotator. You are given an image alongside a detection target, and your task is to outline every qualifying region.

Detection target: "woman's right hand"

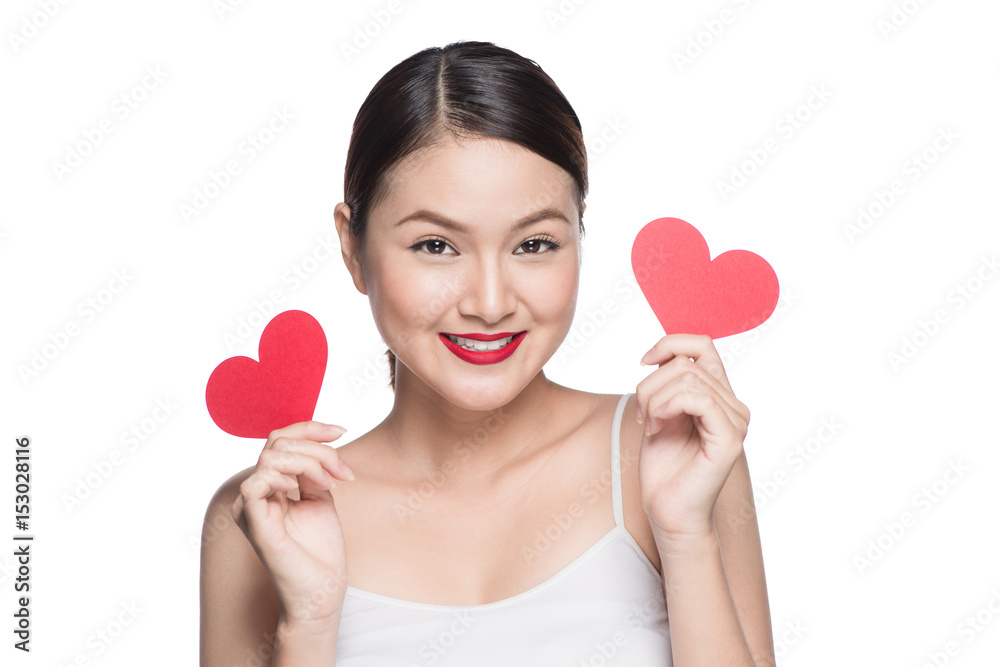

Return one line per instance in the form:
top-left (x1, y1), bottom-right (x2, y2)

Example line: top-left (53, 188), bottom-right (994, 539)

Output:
top-left (231, 420), bottom-right (354, 629)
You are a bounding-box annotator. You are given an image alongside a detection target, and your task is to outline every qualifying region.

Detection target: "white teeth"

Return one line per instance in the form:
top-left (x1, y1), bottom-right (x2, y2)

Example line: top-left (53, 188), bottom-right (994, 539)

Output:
top-left (446, 334), bottom-right (515, 351)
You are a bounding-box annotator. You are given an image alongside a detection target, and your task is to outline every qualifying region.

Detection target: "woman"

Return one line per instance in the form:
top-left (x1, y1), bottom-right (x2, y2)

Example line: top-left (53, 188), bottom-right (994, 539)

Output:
top-left (201, 40), bottom-right (774, 666)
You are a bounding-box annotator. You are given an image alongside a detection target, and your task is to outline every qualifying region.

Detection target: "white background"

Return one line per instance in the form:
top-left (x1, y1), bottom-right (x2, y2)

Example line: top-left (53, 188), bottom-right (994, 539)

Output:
top-left (2, 0), bottom-right (999, 665)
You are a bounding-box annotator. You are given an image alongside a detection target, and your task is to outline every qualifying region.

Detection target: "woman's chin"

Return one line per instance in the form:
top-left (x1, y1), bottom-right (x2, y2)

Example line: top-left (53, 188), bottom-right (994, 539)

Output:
top-left (430, 375), bottom-right (526, 412)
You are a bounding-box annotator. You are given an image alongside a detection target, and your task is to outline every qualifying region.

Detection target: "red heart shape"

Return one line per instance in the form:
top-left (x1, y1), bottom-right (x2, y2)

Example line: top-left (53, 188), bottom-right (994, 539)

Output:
top-left (631, 217), bottom-right (779, 339)
top-left (205, 310), bottom-right (328, 438)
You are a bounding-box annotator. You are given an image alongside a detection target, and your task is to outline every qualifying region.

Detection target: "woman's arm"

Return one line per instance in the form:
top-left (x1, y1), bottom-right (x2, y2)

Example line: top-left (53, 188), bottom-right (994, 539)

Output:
top-left (200, 467), bottom-right (342, 666)
top-left (711, 449), bottom-right (775, 665)
top-left (654, 449), bottom-right (775, 667)
top-left (629, 333), bottom-right (777, 667)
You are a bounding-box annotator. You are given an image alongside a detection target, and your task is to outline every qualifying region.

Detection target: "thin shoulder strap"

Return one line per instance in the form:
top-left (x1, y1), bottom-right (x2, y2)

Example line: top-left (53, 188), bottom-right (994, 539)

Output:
top-left (610, 392), bottom-right (632, 529)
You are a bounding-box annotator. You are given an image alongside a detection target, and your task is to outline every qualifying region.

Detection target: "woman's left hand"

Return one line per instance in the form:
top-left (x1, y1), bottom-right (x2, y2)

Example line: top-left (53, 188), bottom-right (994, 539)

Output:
top-left (634, 333), bottom-right (751, 541)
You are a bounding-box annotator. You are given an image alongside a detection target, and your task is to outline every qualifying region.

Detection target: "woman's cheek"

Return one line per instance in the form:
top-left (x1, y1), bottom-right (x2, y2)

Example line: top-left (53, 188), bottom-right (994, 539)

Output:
top-left (379, 267), bottom-right (452, 342)
top-left (535, 259), bottom-right (579, 314)
top-left (362, 260), bottom-right (413, 348)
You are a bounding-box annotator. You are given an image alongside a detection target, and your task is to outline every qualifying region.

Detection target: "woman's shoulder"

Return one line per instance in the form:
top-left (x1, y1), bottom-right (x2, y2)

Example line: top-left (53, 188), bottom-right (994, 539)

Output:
top-left (551, 383), bottom-right (629, 410)
top-left (562, 386), bottom-right (638, 432)
top-left (201, 464), bottom-right (259, 554)
top-left (566, 388), bottom-right (642, 474)
top-left (205, 464), bottom-right (256, 511)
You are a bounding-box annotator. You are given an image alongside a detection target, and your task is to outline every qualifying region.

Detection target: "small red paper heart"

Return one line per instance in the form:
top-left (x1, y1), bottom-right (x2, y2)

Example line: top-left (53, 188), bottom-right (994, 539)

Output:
top-left (206, 310), bottom-right (328, 438)
top-left (631, 218), bottom-right (779, 339)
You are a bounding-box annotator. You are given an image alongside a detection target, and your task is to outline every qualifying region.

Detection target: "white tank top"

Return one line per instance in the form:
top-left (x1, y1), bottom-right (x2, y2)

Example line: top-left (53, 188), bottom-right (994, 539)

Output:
top-left (334, 392), bottom-right (672, 666)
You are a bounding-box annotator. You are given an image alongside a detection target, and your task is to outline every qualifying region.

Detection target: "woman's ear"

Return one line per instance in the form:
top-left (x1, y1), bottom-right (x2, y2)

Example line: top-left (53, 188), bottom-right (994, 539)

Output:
top-left (334, 203), bottom-right (367, 295)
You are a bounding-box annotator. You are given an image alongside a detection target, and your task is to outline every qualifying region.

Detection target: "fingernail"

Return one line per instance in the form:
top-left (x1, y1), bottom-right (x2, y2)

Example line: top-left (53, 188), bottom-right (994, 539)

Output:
top-left (339, 459), bottom-right (356, 481)
top-left (640, 346), bottom-right (656, 365)
top-left (325, 424), bottom-right (348, 436)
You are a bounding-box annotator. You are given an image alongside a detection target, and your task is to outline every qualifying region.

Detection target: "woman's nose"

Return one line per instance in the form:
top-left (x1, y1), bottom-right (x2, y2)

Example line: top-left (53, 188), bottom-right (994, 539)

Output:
top-left (457, 257), bottom-right (517, 325)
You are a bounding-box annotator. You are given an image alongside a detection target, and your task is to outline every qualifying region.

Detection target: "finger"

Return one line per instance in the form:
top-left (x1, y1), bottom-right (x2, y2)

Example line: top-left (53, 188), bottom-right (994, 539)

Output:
top-left (637, 337), bottom-right (747, 425)
top-left (637, 353), bottom-right (729, 424)
top-left (647, 386), bottom-right (743, 461)
top-left (270, 437), bottom-right (355, 482)
top-left (264, 420), bottom-right (348, 449)
top-left (238, 469), bottom-right (297, 539)
top-left (637, 334), bottom-right (720, 424)
top-left (644, 371), bottom-right (741, 439)
top-left (257, 449), bottom-right (338, 493)
top-left (251, 448), bottom-right (340, 529)
top-left (267, 441), bottom-right (344, 504)
top-left (639, 355), bottom-right (747, 428)
top-left (640, 334), bottom-right (736, 395)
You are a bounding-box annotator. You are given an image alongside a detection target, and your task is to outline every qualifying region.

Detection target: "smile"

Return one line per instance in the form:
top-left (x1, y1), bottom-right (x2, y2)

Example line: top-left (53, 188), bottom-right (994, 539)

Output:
top-left (439, 331), bottom-right (527, 365)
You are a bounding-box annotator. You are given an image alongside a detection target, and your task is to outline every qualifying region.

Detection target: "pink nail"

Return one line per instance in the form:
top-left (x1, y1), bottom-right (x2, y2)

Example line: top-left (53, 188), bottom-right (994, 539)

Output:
top-left (325, 424), bottom-right (347, 436)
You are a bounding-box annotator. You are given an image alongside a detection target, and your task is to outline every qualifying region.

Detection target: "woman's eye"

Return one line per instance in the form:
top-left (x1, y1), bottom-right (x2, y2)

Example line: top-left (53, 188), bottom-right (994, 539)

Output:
top-left (412, 239), bottom-right (456, 255)
top-left (515, 238), bottom-right (561, 255)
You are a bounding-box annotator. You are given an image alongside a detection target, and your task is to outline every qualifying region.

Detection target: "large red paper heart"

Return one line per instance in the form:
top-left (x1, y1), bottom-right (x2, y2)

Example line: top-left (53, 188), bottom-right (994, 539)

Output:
top-left (206, 310), bottom-right (328, 438)
top-left (631, 217), bottom-right (779, 339)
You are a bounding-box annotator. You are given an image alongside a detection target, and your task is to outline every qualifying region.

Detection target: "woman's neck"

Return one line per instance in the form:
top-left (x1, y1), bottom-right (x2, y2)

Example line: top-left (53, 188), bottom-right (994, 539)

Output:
top-left (378, 369), bottom-right (567, 492)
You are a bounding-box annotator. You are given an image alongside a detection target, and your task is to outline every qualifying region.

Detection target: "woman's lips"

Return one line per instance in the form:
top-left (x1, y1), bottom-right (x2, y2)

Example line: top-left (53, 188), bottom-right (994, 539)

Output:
top-left (439, 331), bottom-right (527, 365)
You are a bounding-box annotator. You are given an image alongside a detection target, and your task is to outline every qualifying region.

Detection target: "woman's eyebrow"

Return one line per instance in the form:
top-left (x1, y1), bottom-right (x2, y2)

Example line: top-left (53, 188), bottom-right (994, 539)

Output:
top-left (393, 207), bottom-right (571, 233)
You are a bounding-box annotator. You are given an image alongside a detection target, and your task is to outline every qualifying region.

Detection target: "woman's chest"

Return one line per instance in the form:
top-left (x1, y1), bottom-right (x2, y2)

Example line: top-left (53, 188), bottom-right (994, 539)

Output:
top-left (339, 433), bottom-right (618, 606)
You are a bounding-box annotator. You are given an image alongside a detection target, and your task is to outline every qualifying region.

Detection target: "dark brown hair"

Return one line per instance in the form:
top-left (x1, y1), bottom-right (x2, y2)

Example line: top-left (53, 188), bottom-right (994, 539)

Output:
top-left (343, 40), bottom-right (589, 390)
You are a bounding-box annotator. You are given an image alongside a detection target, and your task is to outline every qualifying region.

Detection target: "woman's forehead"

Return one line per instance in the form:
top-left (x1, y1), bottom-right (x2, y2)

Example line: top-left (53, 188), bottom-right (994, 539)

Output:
top-left (375, 137), bottom-right (580, 227)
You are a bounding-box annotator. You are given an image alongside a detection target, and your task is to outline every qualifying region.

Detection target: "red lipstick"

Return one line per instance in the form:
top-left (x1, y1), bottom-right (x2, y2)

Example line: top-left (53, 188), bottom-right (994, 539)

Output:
top-left (439, 331), bottom-right (527, 365)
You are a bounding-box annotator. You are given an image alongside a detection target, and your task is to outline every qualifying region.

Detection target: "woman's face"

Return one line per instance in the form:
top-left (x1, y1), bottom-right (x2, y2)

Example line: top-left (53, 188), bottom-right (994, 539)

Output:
top-left (337, 134), bottom-right (582, 410)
